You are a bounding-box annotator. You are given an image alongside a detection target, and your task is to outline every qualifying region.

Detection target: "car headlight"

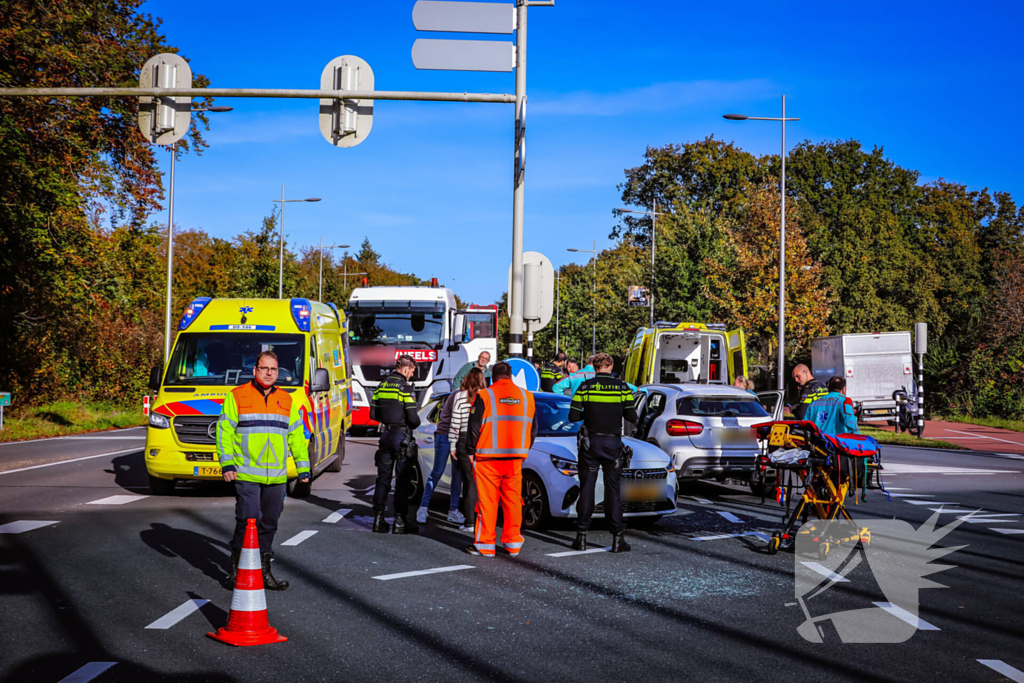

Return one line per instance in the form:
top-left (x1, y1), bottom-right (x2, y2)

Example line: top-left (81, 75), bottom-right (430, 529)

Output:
top-left (149, 413), bottom-right (170, 429)
top-left (550, 455), bottom-right (578, 476)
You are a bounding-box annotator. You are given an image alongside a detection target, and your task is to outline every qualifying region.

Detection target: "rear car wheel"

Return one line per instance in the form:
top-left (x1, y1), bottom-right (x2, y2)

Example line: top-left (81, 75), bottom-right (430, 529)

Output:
top-left (149, 474), bottom-right (175, 496)
top-left (521, 472), bottom-right (550, 531)
top-left (406, 460), bottom-right (424, 507)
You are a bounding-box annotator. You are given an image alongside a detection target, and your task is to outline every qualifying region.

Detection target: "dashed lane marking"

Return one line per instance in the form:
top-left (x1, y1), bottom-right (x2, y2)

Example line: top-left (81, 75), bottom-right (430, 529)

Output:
top-left (957, 515), bottom-right (1020, 524)
top-left (888, 493), bottom-right (934, 498)
top-left (88, 494), bottom-right (148, 505)
top-left (978, 661), bottom-right (1024, 683)
top-left (928, 508), bottom-right (979, 514)
top-left (145, 599), bottom-right (209, 629)
top-left (58, 662), bottom-right (117, 683)
top-left (873, 602), bottom-right (939, 630)
top-left (281, 530), bottom-right (318, 546)
top-left (694, 531), bottom-right (769, 542)
top-left (717, 511), bottom-right (743, 523)
top-left (904, 499), bottom-right (957, 505)
top-left (0, 448), bottom-right (142, 477)
top-left (880, 464), bottom-right (1019, 476)
top-left (0, 520), bottom-right (59, 534)
top-left (991, 528), bottom-right (1024, 535)
top-left (882, 487), bottom-right (913, 490)
top-left (372, 565), bottom-right (474, 581)
top-left (801, 562), bottom-right (851, 583)
top-left (547, 547), bottom-right (611, 557)
top-left (685, 496), bottom-right (713, 504)
top-left (322, 508), bottom-right (352, 523)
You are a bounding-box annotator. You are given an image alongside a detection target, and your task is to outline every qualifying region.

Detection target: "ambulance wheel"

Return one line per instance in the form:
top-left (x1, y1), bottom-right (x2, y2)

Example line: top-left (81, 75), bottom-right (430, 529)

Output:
top-left (326, 437), bottom-right (345, 472)
top-left (767, 535), bottom-right (781, 555)
top-left (521, 472), bottom-right (550, 531)
top-left (817, 541), bottom-right (830, 561)
top-left (148, 475), bottom-right (175, 496)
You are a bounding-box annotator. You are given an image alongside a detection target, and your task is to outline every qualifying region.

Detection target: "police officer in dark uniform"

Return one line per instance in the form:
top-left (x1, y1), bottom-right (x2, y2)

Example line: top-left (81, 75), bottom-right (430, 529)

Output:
top-left (370, 355), bottom-right (422, 534)
top-left (789, 364), bottom-right (828, 421)
top-left (567, 352), bottom-right (638, 553)
top-left (540, 351), bottom-right (568, 392)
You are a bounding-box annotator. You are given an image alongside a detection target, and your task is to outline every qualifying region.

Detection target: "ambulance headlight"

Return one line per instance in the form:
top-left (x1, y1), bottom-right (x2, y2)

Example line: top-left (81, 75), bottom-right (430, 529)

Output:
top-left (149, 413), bottom-right (170, 429)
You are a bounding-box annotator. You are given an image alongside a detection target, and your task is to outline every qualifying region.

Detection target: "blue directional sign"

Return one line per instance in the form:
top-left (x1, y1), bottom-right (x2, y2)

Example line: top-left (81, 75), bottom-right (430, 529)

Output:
top-left (503, 358), bottom-right (540, 392)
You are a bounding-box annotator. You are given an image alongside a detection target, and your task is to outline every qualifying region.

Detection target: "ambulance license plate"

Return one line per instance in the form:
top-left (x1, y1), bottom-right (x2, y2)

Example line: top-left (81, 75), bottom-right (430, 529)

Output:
top-left (621, 481), bottom-right (664, 502)
top-left (194, 466), bottom-right (222, 477)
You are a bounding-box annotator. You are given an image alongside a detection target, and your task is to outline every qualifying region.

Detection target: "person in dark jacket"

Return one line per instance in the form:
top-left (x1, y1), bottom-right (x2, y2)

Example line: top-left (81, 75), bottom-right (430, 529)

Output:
top-left (369, 355), bottom-right (421, 534)
top-left (789, 364), bottom-right (828, 421)
top-left (540, 351), bottom-right (568, 392)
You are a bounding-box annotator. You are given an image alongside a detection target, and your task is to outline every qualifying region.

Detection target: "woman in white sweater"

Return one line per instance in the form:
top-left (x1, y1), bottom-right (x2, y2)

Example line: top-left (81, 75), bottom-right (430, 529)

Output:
top-left (449, 367), bottom-right (486, 532)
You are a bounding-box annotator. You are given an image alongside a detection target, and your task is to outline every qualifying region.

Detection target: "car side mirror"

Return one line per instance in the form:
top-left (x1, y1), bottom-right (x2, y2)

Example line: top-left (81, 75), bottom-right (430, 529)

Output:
top-left (311, 368), bottom-right (330, 393)
top-left (148, 365), bottom-right (162, 391)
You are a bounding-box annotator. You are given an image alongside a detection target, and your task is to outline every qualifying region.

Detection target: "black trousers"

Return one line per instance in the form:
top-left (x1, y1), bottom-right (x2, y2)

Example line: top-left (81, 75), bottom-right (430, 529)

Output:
top-left (231, 480), bottom-right (286, 555)
top-left (575, 434), bottom-right (625, 535)
top-left (373, 428), bottom-right (417, 515)
top-left (456, 453), bottom-right (478, 527)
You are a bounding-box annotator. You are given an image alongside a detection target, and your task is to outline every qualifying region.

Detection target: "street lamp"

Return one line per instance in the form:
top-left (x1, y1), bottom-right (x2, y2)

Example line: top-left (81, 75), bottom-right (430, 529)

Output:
top-left (723, 96), bottom-right (799, 391)
top-left (567, 240), bottom-right (598, 356)
top-left (273, 189), bottom-right (321, 298)
top-left (615, 203), bottom-right (668, 327)
top-left (163, 105), bottom-right (233, 364)
top-left (316, 238), bottom-right (350, 302)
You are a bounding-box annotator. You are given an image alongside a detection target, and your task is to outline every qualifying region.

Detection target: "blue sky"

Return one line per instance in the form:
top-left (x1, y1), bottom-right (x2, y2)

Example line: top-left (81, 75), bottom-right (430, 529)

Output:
top-left (144, 0), bottom-right (1024, 305)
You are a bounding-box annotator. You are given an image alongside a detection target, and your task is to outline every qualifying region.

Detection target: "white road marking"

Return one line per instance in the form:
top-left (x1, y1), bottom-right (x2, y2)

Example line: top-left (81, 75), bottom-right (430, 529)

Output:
top-left (547, 547), bottom-right (611, 557)
top-left (717, 511), bottom-right (743, 523)
top-left (873, 602), bottom-right (939, 630)
top-left (801, 562), bottom-right (851, 583)
top-left (991, 528), bottom-right (1024, 535)
top-left (958, 515), bottom-right (1020, 524)
top-left (145, 599), bottom-right (208, 629)
top-left (372, 565), bottom-right (474, 581)
top-left (693, 531), bottom-right (768, 542)
top-left (53, 436), bottom-right (146, 441)
top-left (686, 496), bottom-right (713, 504)
top-left (904, 499), bottom-right (953, 505)
top-left (281, 530), bottom-right (318, 546)
top-left (880, 463), bottom-right (1018, 476)
top-left (946, 429), bottom-right (1024, 447)
top-left (321, 508), bottom-right (352, 523)
top-left (0, 448), bottom-right (143, 477)
top-left (0, 520), bottom-right (59, 534)
top-left (888, 493), bottom-right (934, 498)
top-left (883, 487), bottom-right (913, 490)
top-left (978, 661), bottom-right (1024, 683)
top-left (928, 508), bottom-right (979, 514)
top-left (0, 427), bottom-right (145, 447)
top-left (58, 662), bottom-right (117, 683)
top-left (87, 494), bottom-right (148, 505)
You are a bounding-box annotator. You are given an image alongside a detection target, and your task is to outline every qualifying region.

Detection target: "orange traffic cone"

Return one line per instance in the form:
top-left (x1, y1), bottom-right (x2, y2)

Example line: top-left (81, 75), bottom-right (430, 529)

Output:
top-left (207, 518), bottom-right (288, 646)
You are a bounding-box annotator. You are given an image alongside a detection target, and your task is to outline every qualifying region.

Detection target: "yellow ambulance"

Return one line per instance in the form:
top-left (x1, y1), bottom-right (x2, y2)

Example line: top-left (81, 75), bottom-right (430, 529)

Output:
top-left (623, 322), bottom-right (748, 387)
top-left (144, 297), bottom-right (352, 497)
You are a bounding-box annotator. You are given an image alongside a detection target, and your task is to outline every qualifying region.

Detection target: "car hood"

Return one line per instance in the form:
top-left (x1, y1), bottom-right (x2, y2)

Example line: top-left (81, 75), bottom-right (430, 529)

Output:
top-left (532, 436), bottom-right (670, 468)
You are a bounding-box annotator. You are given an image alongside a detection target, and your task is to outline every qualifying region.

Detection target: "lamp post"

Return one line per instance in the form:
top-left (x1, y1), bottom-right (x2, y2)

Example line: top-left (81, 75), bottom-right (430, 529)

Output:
top-left (723, 96), bottom-right (800, 391)
top-left (162, 105), bottom-right (233, 365)
top-left (567, 240), bottom-right (598, 356)
top-left (554, 269), bottom-right (562, 352)
top-left (273, 189), bottom-right (321, 298)
top-left (317, 238), bottom-right (350, 302)
top-left (615, 203), bottom-right (668, 328)
top-left (343, 261), bottom-right (367, 291)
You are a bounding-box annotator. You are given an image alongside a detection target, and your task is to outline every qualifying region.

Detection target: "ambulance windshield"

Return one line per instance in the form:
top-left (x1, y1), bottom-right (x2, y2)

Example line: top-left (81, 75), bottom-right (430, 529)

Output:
top-left (164, 333), bottom-right (306, 387)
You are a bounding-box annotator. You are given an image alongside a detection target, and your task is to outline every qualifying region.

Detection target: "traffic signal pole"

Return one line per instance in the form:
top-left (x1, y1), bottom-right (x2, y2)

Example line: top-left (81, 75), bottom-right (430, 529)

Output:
top-left (508, 1), bottom-right (528, 358)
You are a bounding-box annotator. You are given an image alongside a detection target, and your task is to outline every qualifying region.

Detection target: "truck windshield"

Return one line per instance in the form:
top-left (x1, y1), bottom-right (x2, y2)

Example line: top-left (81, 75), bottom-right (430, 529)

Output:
top-left (348, 309), bottom-right (444, 347)
top-left (164, 333), bottom-right (305, 387)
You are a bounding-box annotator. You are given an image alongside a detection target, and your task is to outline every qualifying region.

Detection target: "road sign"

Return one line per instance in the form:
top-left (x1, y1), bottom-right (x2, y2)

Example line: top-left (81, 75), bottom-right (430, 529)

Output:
top-left (0, 391), bottom-right (8, 431)
top-left (628, 286), bottom-right (649, 307)
top-left (413, 1), bottom-right (515, 34)
top-left (508, 251), bottom-right (554, 332)
top-left (503, 358), bottom-right (540, 392)
top-left (319, 56), bottom-right (374, 148)
top-left (412, 39), bottom-right (515, 72)
top-left (138, 54), bottom-right (192, 145)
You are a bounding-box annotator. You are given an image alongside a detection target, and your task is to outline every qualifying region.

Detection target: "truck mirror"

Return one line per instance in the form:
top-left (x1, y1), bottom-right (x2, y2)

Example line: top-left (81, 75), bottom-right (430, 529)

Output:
top-left (311, 368), bottom-right (330, 393)
top-left (148, 365), bottom-right (162, 391)
top-left (452, 314), bottom-right (466, 343)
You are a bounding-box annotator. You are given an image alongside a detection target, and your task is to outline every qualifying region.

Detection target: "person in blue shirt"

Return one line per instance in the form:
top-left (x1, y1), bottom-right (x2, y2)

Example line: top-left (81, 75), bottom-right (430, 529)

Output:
top-left (553, 357), bottom-right (596, 397)
top-left (803, 376), bottom-right (859, 436)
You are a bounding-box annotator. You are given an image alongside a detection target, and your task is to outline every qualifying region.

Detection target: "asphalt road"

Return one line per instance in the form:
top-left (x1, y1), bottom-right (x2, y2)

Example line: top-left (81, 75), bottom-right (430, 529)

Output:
top-left (1, 431), bottom-right (1023, 683)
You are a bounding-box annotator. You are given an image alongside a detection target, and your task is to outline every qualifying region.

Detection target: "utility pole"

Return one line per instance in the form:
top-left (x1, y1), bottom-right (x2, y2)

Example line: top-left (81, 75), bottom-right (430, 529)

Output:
top-left (508, 0), bottom-right (528, 358)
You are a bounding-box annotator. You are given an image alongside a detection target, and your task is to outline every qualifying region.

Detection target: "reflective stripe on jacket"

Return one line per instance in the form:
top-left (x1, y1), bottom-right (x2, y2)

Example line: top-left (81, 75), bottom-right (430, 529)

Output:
top-left (217, 380), bottom-right (309, 484)
top-left (474, 379), bottom-right (536, 460)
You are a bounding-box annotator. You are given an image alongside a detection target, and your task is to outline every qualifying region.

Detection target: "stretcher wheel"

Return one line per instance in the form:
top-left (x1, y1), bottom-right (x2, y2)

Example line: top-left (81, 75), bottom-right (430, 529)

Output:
top-left (817, 541), bottom-right (830, 561)
top-left (767, 535), bottom-right (781, 555)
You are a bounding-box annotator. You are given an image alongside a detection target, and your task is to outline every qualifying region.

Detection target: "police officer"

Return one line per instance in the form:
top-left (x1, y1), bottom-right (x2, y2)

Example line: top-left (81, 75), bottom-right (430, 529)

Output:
top-left (789, 364), bottom-right (828, 421)
top-left (539, 351), bottom-right (568, 392)
top-left (370, 355), bottom-right (422, 534)
top-left (567, 353), bottom-right (638, 553)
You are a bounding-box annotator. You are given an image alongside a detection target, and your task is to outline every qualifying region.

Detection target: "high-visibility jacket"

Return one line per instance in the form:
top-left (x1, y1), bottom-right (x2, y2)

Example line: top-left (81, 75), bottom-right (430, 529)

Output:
top-left (539, 363), bottom-right (564, 393)
top-left (217, 380), bottom-right (310, 484)
top-left (793, 379), bottom-right (828, 421)
top-left (468, 378), bottom-right (536, 460)
top-left (803, 391), bottom-right (860, 436)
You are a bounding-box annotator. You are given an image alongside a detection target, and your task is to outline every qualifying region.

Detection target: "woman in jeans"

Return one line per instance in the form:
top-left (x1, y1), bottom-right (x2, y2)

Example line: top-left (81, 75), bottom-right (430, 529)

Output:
top-left (449, 367), bottom-right (486, 532)
top-left (416, 390), bottom-right (464, 525)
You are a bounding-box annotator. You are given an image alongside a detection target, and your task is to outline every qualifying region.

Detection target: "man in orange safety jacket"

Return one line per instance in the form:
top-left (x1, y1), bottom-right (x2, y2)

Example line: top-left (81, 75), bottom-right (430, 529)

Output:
top-left (463, 362), bottom-right (537, 557)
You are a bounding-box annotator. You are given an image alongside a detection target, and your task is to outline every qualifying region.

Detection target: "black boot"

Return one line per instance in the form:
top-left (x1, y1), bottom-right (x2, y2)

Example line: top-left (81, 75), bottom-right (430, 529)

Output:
top-left (572, 531), bottom-right (588, 551)
top-left (393, 513), bottom-right (418, 535)
top-left (610, 533), bottom-right (631, 553)
top-left (372, 512), bottom-right (390, 533)
top-left (261, 553), bottom-right (289, 591)
top-left (228, 547), bottom-right (241, 584)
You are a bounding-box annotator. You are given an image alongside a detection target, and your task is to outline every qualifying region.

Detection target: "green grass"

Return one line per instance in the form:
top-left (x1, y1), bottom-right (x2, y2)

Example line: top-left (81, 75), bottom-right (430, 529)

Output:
top-left (860, 425), bottom-right (965, 450)
top-left (0, 401), bottom-right (146, 443)
top-left (934, 414), bottom-right (1024, 434)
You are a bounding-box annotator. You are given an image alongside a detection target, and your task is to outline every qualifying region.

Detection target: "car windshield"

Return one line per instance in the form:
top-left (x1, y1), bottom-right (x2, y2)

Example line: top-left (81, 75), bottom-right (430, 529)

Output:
top-left (535, 395), bottom-right (580, 437)
top-left (348, 308), bottom-right (444, 347)
top-left (676, 395), bottom-right (769, 418)
top-left (165, 333), bottom-right (305, 386)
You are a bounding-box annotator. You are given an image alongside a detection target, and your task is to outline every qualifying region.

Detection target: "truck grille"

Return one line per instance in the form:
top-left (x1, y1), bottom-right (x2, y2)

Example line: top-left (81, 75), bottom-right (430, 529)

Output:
top-left (363, 363), bottom-right (431, 383)
top-left (173, 416), bottom-right (218, 445)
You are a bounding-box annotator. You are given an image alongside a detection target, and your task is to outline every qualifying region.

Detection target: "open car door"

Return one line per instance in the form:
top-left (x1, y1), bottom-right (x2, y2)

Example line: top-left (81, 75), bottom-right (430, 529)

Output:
top-left (726, 328), bottom-right (748, 384)
top-left (757, 390), bottom-right (785, 421)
